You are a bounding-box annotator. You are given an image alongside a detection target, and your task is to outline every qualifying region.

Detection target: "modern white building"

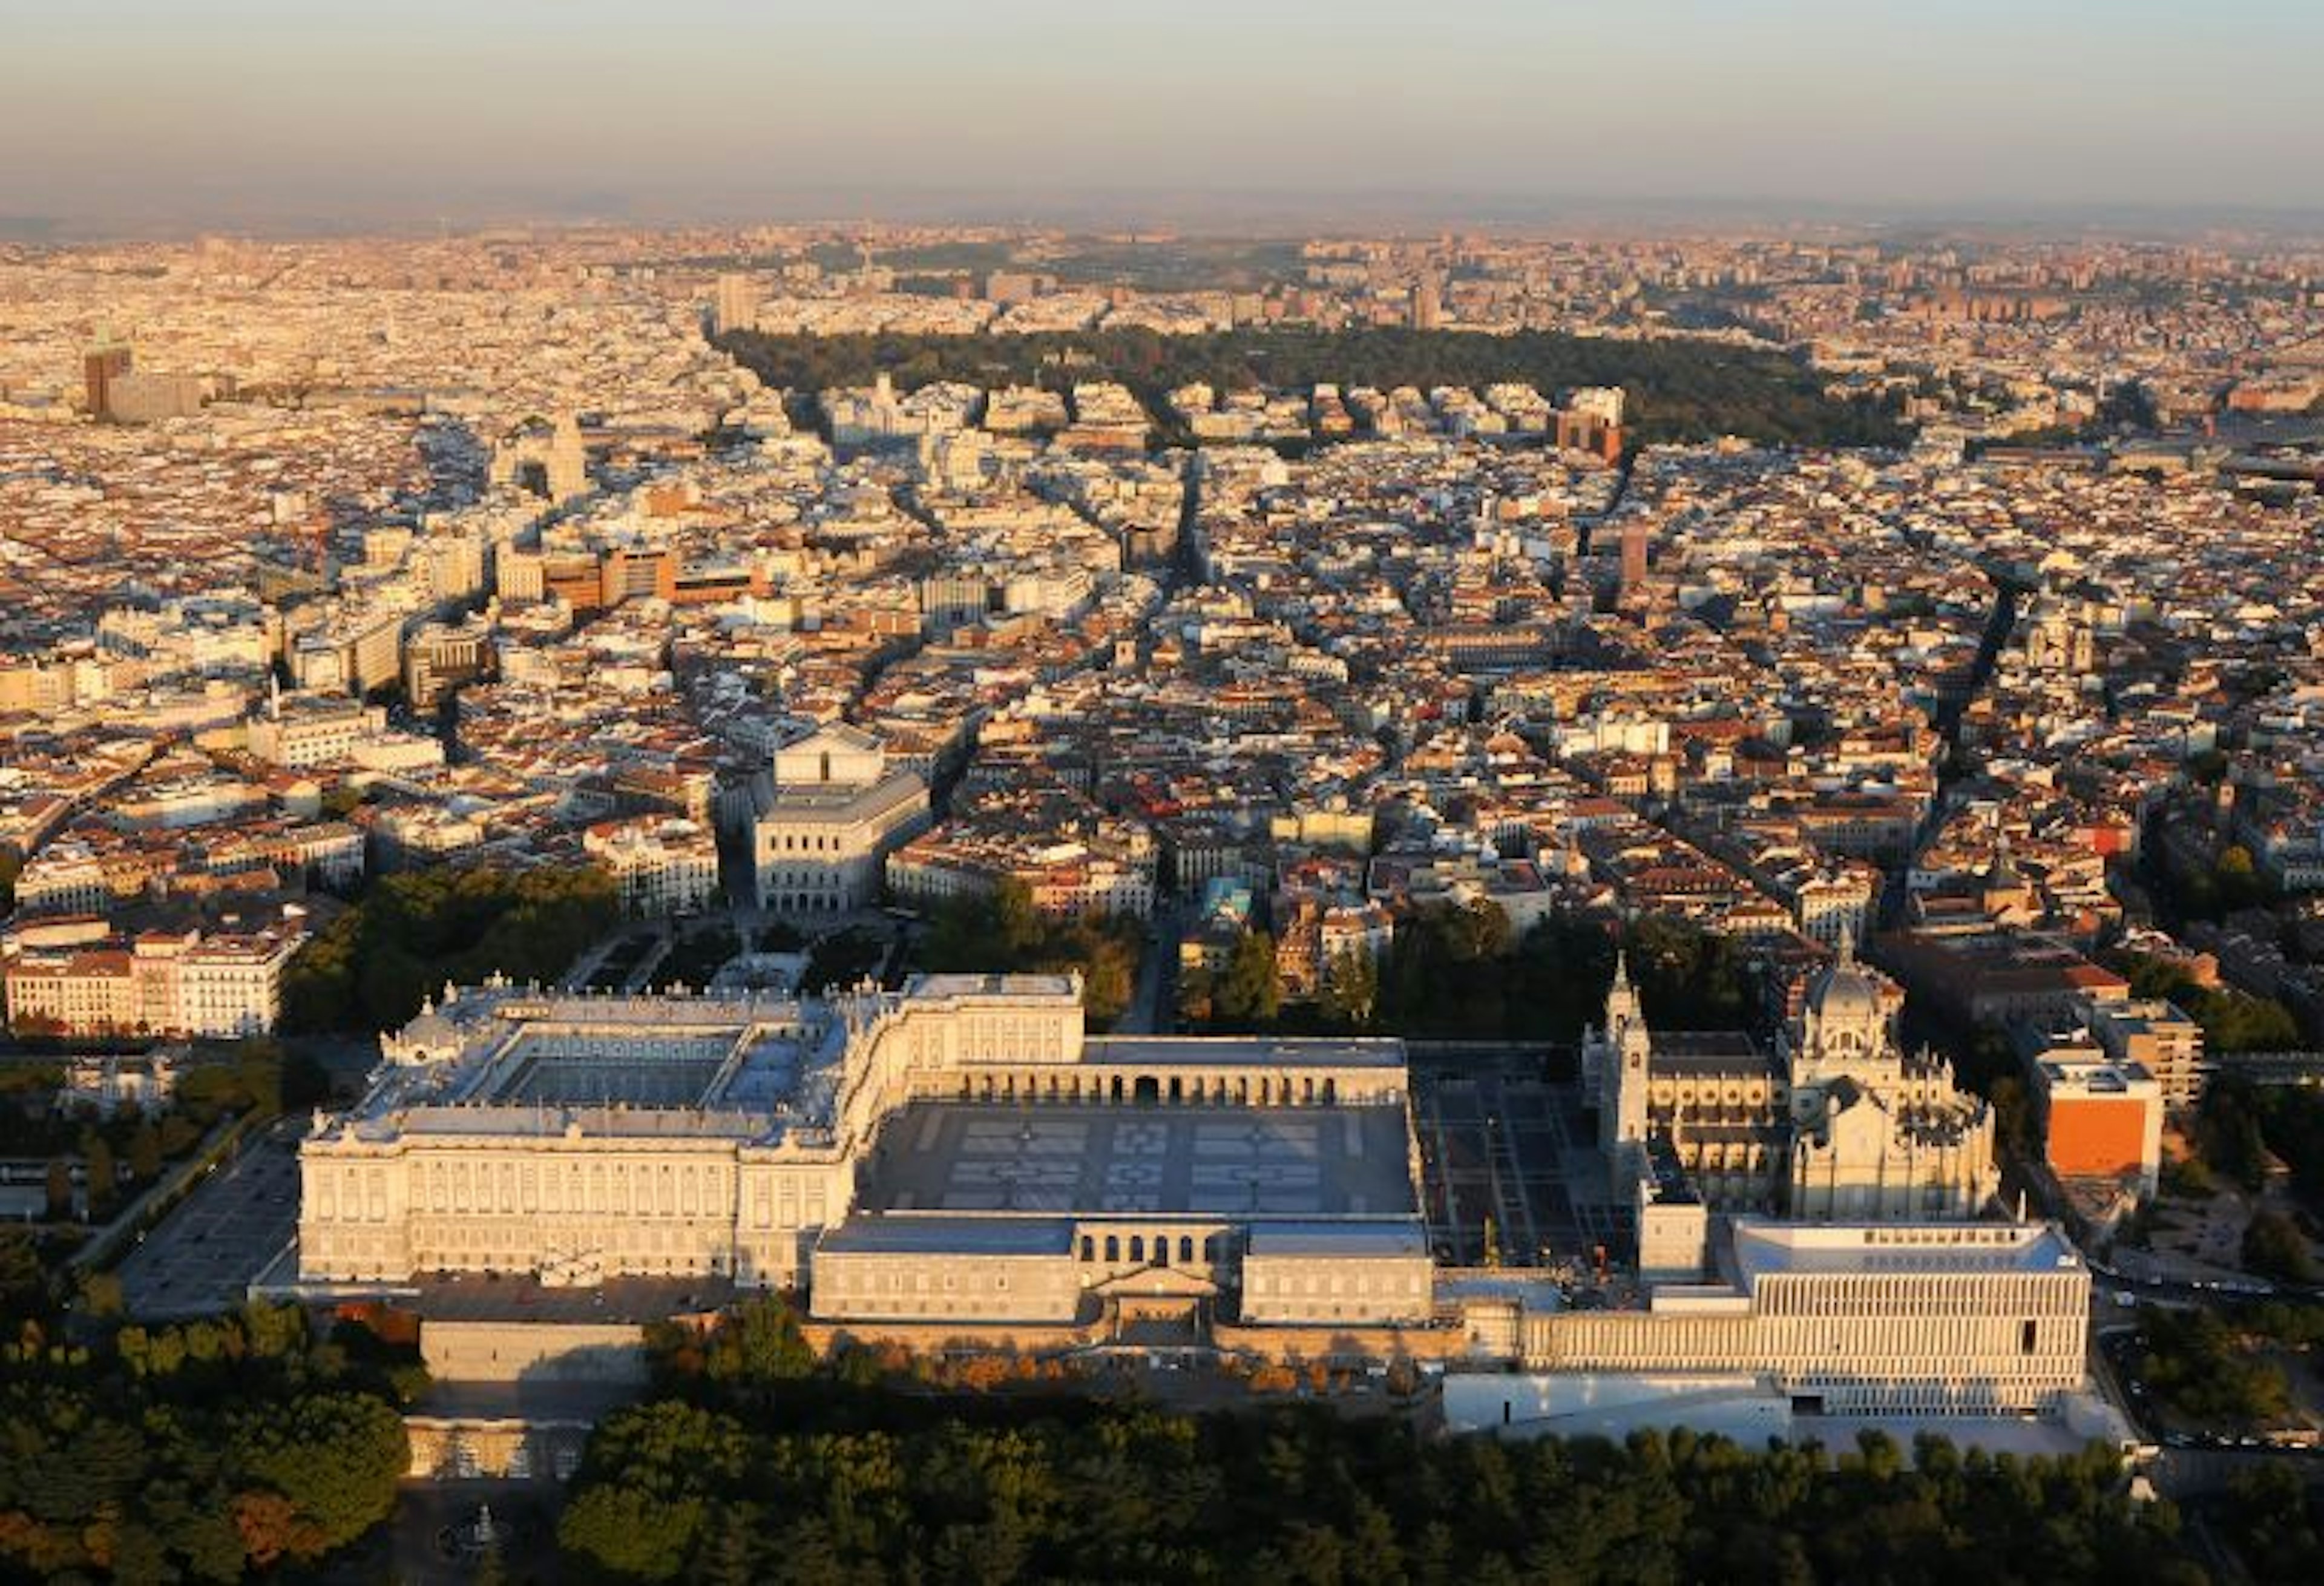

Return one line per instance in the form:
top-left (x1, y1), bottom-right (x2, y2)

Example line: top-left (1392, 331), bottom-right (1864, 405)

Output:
top-left (1525, 1219), bottom-right (2091, 1416)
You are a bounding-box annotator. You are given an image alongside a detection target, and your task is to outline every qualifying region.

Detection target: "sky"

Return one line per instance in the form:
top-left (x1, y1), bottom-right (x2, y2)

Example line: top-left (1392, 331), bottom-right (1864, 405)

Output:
top-left (2, 0), bottom-right (2320, 233)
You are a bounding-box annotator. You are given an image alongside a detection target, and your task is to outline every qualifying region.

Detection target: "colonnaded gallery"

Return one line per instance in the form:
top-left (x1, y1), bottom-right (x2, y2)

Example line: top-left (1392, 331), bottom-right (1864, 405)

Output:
top-left (296, 969), bottom-right (2094, 1417)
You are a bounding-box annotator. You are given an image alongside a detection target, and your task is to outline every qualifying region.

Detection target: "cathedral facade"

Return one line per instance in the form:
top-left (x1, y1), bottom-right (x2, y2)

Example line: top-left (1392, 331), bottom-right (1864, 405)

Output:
top-left (1586, 935), bottom-right (1997, 1223)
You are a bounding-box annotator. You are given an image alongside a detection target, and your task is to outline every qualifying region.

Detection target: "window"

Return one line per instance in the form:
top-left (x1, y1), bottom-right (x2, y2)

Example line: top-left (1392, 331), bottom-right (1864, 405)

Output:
top-left (2020, 1319), bottom-right (2038, 1355)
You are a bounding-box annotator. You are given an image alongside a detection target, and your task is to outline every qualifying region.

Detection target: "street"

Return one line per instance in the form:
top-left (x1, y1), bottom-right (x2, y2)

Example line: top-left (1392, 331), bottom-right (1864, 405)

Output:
top-left (114, 1117), bottom-right (304, 1320)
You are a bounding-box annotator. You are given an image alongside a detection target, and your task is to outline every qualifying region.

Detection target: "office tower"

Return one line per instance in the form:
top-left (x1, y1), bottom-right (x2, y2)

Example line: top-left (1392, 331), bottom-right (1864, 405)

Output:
top-left (83, 338), bottom-right (133, 420)
top-left (712, 273), bottom-right (757, 335)
top-left (1409, 277), bottom-right (1443, 331)
top-left (1620, 522), bottom-right (1650, 594)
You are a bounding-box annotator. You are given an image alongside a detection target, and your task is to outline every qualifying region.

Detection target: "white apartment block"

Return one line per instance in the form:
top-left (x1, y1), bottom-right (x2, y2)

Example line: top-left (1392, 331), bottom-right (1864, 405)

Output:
top-left (3, 914), bottom-right (307, 1038)
top-left (584, 816), bottom-right (722, 916)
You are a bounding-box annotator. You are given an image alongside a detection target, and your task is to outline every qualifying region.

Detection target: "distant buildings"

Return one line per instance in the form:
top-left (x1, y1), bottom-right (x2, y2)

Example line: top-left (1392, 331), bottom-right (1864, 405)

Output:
top-left (2, 908), bottom-right (309, 1038)
top-left (488, 413), bottom-right (589, 505)
top-left (1408, 278), bottom-right (1443, 331)
top-left (711, 273), bottom-right (758, 337)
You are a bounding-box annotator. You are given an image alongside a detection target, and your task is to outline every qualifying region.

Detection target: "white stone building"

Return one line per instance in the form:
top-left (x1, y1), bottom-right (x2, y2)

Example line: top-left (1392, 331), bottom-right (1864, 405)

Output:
top-left (294, 975), bottom-right (1430, 1332)
top-left (749, 726), bottom-right (930, 913)
top-left (584, 815), bottom-right (721, 916)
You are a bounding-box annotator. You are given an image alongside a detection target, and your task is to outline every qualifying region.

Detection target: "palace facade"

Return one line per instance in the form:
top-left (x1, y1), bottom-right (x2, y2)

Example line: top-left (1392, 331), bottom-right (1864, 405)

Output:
top-left (297, 973), bottom-right (1430, 1330)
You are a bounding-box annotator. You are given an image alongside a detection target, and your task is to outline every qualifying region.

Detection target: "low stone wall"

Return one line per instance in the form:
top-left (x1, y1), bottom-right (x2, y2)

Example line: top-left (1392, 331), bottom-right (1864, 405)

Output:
top-left (800, 1319), bottom-right (1094, 1357)
top-left (421, 1320), bottom-right (648, 1386)
top-left (1211, 1319), bottom-right (1473, 1364)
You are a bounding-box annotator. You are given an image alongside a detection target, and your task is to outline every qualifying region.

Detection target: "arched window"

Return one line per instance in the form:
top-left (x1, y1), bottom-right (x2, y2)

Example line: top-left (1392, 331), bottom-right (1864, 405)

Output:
top-left (1129, 1236), bottom-right (1146, 1262)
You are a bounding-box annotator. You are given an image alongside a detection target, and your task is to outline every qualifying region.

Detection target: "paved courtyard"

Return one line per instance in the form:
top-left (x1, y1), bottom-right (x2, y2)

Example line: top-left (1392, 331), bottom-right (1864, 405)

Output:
top-left (860, 1101), bottom-right (1417, 1219)
top-left (116, 1117), bottom-right (304, 1319)
top-left (1413, 1069), bottom-right (1629, 1271)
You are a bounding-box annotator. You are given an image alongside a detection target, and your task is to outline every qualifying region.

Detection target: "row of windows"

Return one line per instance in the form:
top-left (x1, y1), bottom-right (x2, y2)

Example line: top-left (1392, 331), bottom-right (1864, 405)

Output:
top-left (769, 831), bottom-right (852, 854)
top-left (1078, 1232), bottom-right (1221, 1265)
top-left (1246, 1267), bottom-right (1426, 1299)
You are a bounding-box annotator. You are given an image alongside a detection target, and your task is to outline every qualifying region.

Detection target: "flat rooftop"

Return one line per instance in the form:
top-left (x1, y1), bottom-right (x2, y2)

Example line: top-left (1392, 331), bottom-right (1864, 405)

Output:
top-left (858, 1100), bottom-right (1419, 1220)
top-left (912, 972), bottom-right (1081, 1000)
top-left (818, 1216), bottom-right (1075, 1257)
top-left (1728, 1219), bottom-right (2082, 1286)
top-left (1085, 1035), bottom-right (1408, 1070)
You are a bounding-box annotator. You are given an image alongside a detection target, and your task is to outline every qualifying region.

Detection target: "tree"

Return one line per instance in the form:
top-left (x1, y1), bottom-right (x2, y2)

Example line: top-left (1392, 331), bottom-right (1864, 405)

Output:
top-left (43, 1159), bottom-right (72, 1222)
top-left (80, 1136), bottom-right (116, 1219)
top-left (2214, 844), bottom-right (2268, 910)
top-left (228, 1392), bottom-right (408, 1559)
top-left (2199, 1080), bottom-right (2273, 1190)
top-left (920, 885), bottom-right (1145, 1032)
top-left (559, 1485), bottom-right (706, 1582)
top-left (1214, 930), bottom-right (1281, 1028)
top-left (126, 1123), bottom-right (163, 1183)
top-left (1319, 947), bottom-right (1379, 1028)
top-left (2225, 1463), bottom-right (2324, 1582)
top-left (0, 1228), bottom-right (45, 1322)
top-left (993, 877), bottom-right (1043, 957)
top-left (2242, 1209), bottom-right (2319, 1283)
top-left (77, 1272), bottom-right (123, 1320)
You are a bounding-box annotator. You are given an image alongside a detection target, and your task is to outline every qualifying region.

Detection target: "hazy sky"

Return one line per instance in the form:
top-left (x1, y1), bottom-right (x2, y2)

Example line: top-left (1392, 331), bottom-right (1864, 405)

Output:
top-left (3, 0), bottom-right (2320, 231)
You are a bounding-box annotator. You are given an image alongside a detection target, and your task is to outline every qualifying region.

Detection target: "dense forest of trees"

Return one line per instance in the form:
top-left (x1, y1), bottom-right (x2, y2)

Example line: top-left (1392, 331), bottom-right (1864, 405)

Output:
top-left (720, 326), bottom-right (1906, 452)
top-left (2137, 1305), bottom-right (2297, 1426)
top-left (280, 864), bottom-right (620, 1032)
top-left (2216, 1462), bottom-right (2324, 1582)
top-left (0, 1303), bottom-right (418, 1579)
top-left (917, 880), bottom-right (1142, 1029)
top-left (559, 1305), bottom-right (2196, 1585)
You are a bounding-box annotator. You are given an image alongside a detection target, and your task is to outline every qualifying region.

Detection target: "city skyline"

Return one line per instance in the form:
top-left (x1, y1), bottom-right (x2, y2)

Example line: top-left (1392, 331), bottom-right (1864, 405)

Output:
top-left (4, 5), bottom-right (2324, 1571)
top-left (5, 1), bottom-right (2322, 235)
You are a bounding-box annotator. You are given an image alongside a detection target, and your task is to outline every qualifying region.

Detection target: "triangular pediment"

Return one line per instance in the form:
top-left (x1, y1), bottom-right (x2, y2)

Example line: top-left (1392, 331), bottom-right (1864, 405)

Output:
top-left (1092, 1266), bottom-right (1221, 1301)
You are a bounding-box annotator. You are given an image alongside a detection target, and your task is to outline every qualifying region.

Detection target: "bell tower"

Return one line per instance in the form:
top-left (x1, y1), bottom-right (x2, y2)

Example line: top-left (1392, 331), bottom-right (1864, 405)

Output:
top-left (1596, 952), bottom-right (1653, 1159)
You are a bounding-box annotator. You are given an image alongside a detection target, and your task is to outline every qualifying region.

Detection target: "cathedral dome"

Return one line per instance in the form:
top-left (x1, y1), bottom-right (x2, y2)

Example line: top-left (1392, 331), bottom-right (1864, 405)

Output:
top-left (1807, 931), bottom-right (1885, 1024)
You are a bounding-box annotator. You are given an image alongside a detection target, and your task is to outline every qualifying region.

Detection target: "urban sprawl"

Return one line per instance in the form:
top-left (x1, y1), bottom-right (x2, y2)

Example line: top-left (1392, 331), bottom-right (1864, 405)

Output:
top-left (4, 225), bottom-right (2323, 1488)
